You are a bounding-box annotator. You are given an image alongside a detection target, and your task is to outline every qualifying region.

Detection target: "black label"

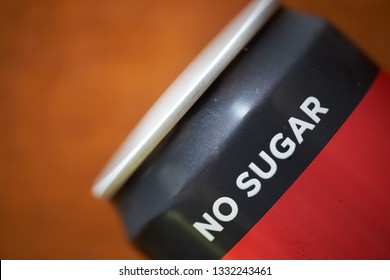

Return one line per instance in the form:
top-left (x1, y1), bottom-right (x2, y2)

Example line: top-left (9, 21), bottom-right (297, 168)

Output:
top-left (115, 10), bottom-right (377, 259)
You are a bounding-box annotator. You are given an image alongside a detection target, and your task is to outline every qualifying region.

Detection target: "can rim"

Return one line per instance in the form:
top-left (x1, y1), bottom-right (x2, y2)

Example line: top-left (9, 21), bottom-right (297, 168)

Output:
top-left (92, 0), bottom-right (280, 199)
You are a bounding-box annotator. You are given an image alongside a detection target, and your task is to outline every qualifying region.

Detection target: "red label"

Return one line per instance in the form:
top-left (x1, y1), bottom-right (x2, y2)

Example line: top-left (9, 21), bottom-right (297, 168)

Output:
top-left (223, 72), bottom-right (390, 259)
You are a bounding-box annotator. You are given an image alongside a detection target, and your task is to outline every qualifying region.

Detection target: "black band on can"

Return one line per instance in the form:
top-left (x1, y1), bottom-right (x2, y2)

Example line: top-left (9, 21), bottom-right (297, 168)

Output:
top-left (114, 10), bottom-right (377, 259)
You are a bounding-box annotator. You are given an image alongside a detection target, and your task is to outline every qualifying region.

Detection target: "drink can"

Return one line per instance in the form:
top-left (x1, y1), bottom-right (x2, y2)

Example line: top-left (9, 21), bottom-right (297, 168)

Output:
top-left (93, 0), bottom-right (390, 259)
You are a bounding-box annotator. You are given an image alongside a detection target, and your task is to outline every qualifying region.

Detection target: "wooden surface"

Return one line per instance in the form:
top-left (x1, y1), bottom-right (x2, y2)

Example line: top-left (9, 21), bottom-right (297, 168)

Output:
top-left (0, 0), bottom-right (389, 259)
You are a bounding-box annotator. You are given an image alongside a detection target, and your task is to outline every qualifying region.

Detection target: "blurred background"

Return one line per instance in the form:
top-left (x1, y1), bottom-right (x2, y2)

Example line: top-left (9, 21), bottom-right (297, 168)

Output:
top-left (0, 0), bottom-right (389, 259)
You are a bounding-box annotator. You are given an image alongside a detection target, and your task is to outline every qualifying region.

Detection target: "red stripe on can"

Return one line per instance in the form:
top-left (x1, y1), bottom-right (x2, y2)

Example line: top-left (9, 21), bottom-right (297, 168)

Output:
top-left (223, 71), bottom-right (390, 259)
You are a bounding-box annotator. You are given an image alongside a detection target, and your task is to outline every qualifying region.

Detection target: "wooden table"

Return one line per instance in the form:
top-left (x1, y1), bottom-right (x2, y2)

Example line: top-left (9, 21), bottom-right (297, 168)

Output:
top-left (1, 0), bottom-right (389, 259)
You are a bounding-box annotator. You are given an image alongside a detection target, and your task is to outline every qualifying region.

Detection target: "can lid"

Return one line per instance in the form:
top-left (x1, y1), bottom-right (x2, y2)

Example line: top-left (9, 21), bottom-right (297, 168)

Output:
top-left (92, 0), bottom-right (279, 199)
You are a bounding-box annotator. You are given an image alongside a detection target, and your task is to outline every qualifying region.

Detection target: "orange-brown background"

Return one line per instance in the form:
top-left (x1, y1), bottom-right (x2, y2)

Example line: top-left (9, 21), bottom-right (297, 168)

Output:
top-left (1, 0), bottom-right (389, 259)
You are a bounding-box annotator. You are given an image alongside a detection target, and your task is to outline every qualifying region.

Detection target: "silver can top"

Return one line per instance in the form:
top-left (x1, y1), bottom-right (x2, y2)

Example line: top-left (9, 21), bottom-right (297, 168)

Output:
top-left (92, 0), bottom-right (280, 199)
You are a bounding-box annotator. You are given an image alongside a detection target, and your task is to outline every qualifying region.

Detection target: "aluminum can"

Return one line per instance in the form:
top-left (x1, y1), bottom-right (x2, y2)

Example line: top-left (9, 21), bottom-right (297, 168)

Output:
top-left (93, 1), bottom-right (390, 259)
